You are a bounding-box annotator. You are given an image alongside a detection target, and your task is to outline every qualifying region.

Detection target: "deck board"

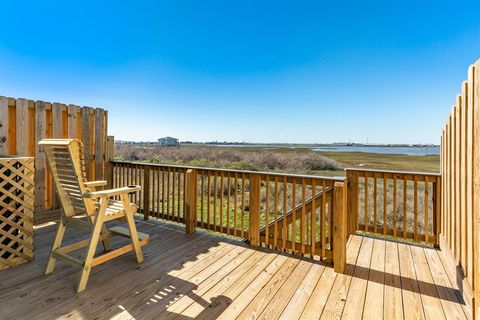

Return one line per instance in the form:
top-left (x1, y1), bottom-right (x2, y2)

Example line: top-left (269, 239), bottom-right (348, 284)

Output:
top-left (0, 220), bottom-right (470, 320)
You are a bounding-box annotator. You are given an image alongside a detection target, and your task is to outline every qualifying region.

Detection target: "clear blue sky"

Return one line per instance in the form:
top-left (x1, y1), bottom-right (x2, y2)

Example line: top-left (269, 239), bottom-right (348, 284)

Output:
top-left (1, 1), bottom-right (479, 144)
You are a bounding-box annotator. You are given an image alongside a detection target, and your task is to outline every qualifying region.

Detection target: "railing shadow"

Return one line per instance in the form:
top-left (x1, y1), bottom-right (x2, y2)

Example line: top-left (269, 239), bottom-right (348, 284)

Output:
top-left (347, 263), bottom-right (465, 304)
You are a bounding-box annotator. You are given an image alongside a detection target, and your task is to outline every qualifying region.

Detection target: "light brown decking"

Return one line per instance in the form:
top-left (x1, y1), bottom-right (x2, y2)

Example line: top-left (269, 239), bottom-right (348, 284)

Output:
top-left (0, 219), bottom-right (470, 320)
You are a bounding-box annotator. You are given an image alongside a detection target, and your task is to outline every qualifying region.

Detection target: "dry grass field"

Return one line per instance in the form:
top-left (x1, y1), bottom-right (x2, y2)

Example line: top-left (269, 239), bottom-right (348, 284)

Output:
top-left (115, 144), bottom-right (440, 176)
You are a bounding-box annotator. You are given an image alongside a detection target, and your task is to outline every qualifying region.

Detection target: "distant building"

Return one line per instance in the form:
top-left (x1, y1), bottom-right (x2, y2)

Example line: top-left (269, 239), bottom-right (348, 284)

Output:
top-left (158, 136), bottom-right (179, 146)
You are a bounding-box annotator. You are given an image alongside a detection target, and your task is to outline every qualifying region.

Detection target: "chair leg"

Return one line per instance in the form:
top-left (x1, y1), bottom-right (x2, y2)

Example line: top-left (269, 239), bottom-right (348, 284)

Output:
top-left (124, 212), bottom-right (144, 263)
top-left (101, 225), bottom-right (111, 251)
top-left (88, 215), bottom-right (111, 252)
top-left (45, 221), bottom-right (66, 275)
top-left (77, 203), bottom-right (106, 293)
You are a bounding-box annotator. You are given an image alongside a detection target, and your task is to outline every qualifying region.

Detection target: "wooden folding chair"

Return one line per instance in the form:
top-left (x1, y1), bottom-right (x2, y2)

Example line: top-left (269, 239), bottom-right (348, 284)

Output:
top-left (39, 139), bottom-right (149, 292)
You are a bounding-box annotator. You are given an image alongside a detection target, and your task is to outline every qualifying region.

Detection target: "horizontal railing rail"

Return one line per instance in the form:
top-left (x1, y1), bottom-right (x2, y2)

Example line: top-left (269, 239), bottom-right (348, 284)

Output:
top-left (110, 160), bottom-right (346, 262)
top-left (346, 168), bottom-right (441, 245)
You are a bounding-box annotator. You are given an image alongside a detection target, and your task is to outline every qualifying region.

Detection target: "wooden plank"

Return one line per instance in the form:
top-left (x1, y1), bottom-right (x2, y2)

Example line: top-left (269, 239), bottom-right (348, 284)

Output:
top-left (398, 242), bottom-right (425, 319)
top-left (455, 100), bottom-right (461, 263)
top-left (424, 248), bottom-right (467, 320)
top-left (94, 108), bottom-right (104, 181)
top-left (466, 64), bottom-right (474, 288)
top-left (320, 235), bottom-right (362, 320)
top-left (81, 107), bottom-right (92, 178)
top-left (473, 59), bottom-right (480, 320)
top-left (461, 81), bottom-right (468, 276)
top-left (34, 101), bottom-right (46, 212)
top-left (7, 99), bottom-right (16, 155)
top-left (15, 98), bottom-right (29, 156)
top-left (363, 238), bottom-right (386, 320)
top-left (383, 241), bottom-right (403, 319)
top-left (342, 236), bottom-right (374, 319)
top-left (410, 245), bottom-right (446, 320)
top-left (67, 104), bottom-right (77, 139)
top-left (0, 96), bottom-right (8, 154)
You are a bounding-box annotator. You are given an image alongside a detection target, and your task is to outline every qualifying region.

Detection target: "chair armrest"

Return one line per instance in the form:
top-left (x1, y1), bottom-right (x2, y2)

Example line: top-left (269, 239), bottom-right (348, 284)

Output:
top-left (83, 185), bottom-right (141, 199)
top-left (84, 180), bottom-right (108, 188)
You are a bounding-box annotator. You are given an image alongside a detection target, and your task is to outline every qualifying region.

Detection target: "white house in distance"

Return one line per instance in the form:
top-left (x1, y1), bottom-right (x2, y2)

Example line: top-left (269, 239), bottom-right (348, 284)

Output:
top-left (158, 136), bottom-right (180, 146)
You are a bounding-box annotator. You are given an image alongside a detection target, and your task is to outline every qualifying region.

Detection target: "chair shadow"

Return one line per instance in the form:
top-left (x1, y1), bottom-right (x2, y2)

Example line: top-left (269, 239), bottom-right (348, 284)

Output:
top-left (0, 219), bottom-right (238, 319)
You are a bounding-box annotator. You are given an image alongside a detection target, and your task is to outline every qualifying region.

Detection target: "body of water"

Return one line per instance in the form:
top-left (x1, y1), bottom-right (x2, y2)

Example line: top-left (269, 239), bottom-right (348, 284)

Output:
top-left (311, 145), bottom-right (440, 156)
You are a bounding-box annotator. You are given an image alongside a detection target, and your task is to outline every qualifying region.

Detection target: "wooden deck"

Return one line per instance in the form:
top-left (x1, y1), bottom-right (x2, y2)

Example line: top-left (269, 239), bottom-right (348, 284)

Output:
top-left (0, 219), bottom-right (470, 320)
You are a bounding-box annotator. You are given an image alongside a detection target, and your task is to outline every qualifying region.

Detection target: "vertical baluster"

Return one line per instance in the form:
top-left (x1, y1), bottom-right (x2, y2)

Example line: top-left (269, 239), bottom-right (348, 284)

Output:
top-left (311, 180), bottom-right (316, 257)
top-left (172, 168), bottom-right (176, 218)
top-left (157, 168), bottom-right (161, 218)
top-left (414, 176), bottom-right (418, 241)
top-left (393, 175), bottom-right (397, 237)
top-left (241, 174), bottom-right (245, 238)
top-left (234, 173), bottom-right (238, 237)
top-left (162, 167), bottom-right (166, 219)
top-left (321, 180), bottom-right (326, 259)
top-left (177, 169), bottom-right (182, 221)
top-left (291, 179), bottom-right (297, 253)
top-left (403, 176), bottom-right (407, 238)
top-left (207, 172), bottom-right (211, 230)
top-left (265, 175), bottom-right (270, 248)
top-left (166, 167), bottom-right (170, 216)
top-left (220, 171), bottom-right (224, 233)
top-left (383, 173), bottom-right (387, 235)
top-left (213, 171), bottom-right (218, 231)
top-left (227, 172), bottom-right (231, 235)
top-left (282, 176), bottom-right (287, 250)
top-left (183, 170), bottom-right (187, 220)
top-left (274, 176), bottom-right (279, 250)
top-left (425, 178), bottom-right (429, 243)
top-left (365, 174), bottom-right (369, 231)
top-left (373, 176), bottom-right (377, 233)
top-left (200, 172), bottom-right (204, 229)
top-left (301, 178), bottom-right (306, 255)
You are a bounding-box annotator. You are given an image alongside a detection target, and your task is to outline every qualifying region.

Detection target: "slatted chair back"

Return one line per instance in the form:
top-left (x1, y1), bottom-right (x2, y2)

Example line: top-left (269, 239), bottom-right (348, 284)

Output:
top-left (39, 139), bottom-right (96, 217)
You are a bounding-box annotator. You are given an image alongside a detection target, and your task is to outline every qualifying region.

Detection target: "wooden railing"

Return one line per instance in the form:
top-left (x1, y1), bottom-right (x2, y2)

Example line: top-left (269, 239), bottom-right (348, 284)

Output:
top-left (346, 168), bottom-right (441, 246)
top-left (111, 161), bottom-right (346, 264)
top-left (440, 59), bottom-right (480, 318)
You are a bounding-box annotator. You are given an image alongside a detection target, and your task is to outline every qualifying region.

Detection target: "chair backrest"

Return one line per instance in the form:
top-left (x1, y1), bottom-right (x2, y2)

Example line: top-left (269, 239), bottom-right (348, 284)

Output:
top-left (39, 139), bottom-right (96, 217)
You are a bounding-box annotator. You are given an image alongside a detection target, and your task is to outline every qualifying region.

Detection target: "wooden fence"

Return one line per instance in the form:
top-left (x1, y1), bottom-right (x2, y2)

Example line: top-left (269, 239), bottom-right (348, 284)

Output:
top-left (0, 96), bottom-right (109, 224)
top-left (440, 59), bottom-right (480, 318)
top-left (111, 161), bottom-right (347, 266)
top-left (346, 168), bottom-right (441, 245)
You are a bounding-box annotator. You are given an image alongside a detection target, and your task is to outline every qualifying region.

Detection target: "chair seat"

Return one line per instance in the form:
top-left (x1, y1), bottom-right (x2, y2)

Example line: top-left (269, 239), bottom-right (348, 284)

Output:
top-left (95, 200), bottom-right (132, 217)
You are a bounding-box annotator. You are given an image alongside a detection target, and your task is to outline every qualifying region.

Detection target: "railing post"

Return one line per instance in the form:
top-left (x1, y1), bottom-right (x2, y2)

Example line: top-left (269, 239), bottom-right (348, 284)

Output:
top-left (143, 167), bottom-right (150, 220)
top-left (185, 169), bottom-right (197, 234)
top-left (249, 174), bottom-right (261, 246)
top-left (106, 135), bottom-right (114, 190)
top-left (333, 181), bottom-right (347, 273)
top-left (433, 176), bottom-right (441, 248)
top-left (346, 170), bottom-right (358, 237)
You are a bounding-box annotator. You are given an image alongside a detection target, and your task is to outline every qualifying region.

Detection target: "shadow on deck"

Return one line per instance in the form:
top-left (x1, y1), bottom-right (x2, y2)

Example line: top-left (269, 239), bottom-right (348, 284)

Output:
top-left (0, 219), bottom-right (471, 320)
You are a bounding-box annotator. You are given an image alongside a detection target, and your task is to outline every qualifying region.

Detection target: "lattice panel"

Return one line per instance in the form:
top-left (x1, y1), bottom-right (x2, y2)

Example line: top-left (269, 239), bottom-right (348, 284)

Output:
top-left (0, 157), bottom-right (35, 270)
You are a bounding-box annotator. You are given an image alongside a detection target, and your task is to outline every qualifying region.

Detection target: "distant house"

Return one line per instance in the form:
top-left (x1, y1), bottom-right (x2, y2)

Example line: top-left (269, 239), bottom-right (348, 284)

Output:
top-left (158, 136), bottom-right (179, 146)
